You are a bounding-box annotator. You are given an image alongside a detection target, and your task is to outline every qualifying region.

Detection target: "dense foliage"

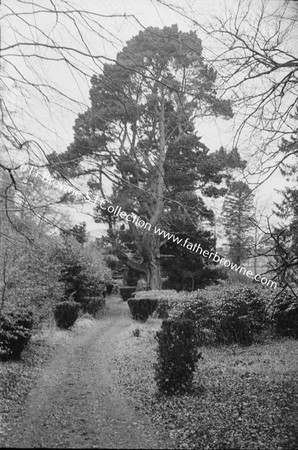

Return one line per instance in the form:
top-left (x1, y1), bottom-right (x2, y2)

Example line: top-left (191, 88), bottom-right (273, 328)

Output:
top-left (127, 298), bottom-right (158, 322)
top-left (120, 287), bottom-right (137, 302)
top-left (270, 290), bottom-right (298, 339)
top-left (155, 318), bottom-right (198, 395)
top-left (0, 308), bottom-right (33, 360)
top-left (50, 25), bottom-right (243, 289)
top-left (53, 301), bottom-right (81, 329)
top-left (221, 181), bottom-right (254, 265)
top-left (136, 285), bottom-right (297, 344)
top-left (56, 234), bottom-right (112, 306)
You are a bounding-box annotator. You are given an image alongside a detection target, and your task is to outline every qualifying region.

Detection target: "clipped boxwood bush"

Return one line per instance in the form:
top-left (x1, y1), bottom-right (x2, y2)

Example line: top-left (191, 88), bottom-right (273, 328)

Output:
top-left (120, 286), bottom-right (137, 302)
top-left (82, 296), bottom-right (105, 317)
top-left (0, 308), bottom-right (34, 360)
top-left (134, 290), bottom-right (179, 319)
top-left (53, 301), bottom-right (80, 329)
top-left (155, 318), bottom-right (198, 395)
top-left (127, 298), bottom-right (158, 321)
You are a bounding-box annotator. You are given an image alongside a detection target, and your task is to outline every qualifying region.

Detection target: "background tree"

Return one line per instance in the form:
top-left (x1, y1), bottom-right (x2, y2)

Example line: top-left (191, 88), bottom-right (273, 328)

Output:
top-left (61, 222), bottom-right (87, 244)
top-left (57, 234), bottom-right (112, 304)
top-left (222, 181), bottom-right (255, 265)
top-left (155, 0), bottom-right (298, 185)
top-left (0, 0), bottom-right (140, 246)
top-left (51, 25), bottom-right (243, 289)
top-left (271, 110), bottom-right (298, 288)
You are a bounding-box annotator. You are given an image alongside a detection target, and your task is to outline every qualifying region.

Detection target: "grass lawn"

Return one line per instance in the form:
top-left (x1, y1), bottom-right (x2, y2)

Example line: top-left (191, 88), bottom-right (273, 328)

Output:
top-left (114, 319), bottom-right (298, 449)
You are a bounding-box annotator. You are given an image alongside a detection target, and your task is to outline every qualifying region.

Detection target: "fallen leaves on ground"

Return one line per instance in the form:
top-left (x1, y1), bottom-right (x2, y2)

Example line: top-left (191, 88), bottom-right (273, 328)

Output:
top-left (0, 326), bottom-right (72, 444)
top-left (113, 321), bottom-right (298, 450)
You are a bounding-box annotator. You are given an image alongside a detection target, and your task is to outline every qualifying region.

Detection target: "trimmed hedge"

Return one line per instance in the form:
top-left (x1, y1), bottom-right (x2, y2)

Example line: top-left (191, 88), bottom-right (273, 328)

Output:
top-left (120, 286), bottom-right (137, 302)
top-left (214, 285), bottom-right (267, 345)
top-left (127, 298), bottom-right (158, 321)
top-left (155, 318), bottom-right (198, 395)
top-left (171, 285), bottom-right (268, 346)
top-left (133, 290), bottom-right (178, 300)
top-left (82, 296), bottom-right (105, 317)
top-left (134, 290), bottom-right (179, 319)
top-left (53, 301), bottom-right (81, 329)
top-left (0, 308), bottom-right (34, 360)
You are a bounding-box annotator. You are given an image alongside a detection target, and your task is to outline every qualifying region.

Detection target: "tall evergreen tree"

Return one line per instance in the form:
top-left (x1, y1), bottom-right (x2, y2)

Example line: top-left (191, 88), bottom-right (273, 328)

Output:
top-left (222, 181), bottom-right (254, 265)
top-left (49, 25), bottom-right (242, 289)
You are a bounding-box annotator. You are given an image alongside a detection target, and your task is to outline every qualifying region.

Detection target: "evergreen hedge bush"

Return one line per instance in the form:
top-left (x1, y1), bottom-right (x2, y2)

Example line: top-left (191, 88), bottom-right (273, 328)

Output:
top-left (53, 301), bottom-right (80, 329)
top-left (173, 285), bottom-right (268, 346)
top-left (0, 308), bottom-right (34, 360)
top-left (120, 286), bottom-right (137, 302)
top-left (127, 298), bottom-right (158, 321)
top-left (214, 285), bottom-right (267, 345)
top-left (155, 318), bottom-right (198, 395)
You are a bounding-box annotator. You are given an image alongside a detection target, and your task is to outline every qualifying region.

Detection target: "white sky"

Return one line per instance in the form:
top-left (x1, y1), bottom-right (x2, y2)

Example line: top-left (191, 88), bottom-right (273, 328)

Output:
top-left (2, 0), bottom-right (297, 237)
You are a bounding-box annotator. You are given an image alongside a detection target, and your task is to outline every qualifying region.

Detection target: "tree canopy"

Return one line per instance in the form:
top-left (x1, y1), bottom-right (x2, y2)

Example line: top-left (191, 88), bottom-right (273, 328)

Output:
top-left (51, 25), bottom-right (244, 288)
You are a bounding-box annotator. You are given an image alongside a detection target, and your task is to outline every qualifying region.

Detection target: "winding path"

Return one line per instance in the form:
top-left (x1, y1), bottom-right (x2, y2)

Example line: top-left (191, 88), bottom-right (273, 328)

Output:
top-left (5, 295), bottom-right (168, 449)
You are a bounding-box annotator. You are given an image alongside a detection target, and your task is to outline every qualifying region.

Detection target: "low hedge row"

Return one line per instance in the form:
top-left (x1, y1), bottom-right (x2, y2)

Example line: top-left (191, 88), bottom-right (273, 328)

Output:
top-left (132, 285), bottom-right (298, 344)
top-left (133, 290), bottom-right (180, 319)
top-left (174, 285), bottom-right (298, 345)
top-left (120, 287), bottom-right (137, 302)
top-left (127, 298), bottom-right (158, 321)
top-left (0, 308), bottom-right (34, 360)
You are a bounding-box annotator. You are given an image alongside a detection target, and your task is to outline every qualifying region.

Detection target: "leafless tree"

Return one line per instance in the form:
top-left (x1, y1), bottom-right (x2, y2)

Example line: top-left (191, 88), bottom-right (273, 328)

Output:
top-left (153, 0), bottom-right (298, 185)
top-left (1, 1), bottom-right (136, 234)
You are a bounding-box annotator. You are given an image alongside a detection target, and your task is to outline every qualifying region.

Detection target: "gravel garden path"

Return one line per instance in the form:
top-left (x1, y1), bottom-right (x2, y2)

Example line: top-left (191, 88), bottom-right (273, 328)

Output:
top-left (4, 295), bottom-right (169, 449)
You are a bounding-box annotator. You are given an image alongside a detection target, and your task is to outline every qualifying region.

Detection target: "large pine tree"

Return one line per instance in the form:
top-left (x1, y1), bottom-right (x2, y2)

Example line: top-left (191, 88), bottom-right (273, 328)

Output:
top-left (49, 25), bottom-right (243, 289)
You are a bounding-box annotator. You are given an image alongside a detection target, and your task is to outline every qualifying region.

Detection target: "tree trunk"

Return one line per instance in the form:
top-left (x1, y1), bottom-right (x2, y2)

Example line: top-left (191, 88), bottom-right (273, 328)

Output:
top-left (148, 261), bottom-right (161, 290)
top-left (146, 89), bottom-right (166, 290)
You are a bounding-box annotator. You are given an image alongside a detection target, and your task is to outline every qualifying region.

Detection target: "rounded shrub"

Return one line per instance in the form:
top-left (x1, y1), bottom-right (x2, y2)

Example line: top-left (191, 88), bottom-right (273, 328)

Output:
top-left (154, 318), bottom-right (198, 395)
top-left (53, 301), bottom-right (80, 329)
top-left (127, 298), bottom-right (158, 321)
top-left (215, 285), bottom-right (267, 345)
top-left (0, 308), bottom-right (34, 360)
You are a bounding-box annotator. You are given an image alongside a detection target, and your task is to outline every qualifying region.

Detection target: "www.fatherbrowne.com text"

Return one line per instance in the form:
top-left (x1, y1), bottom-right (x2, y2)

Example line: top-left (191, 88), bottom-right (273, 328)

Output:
top-left (22, 165), bottom-right (277, 290)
